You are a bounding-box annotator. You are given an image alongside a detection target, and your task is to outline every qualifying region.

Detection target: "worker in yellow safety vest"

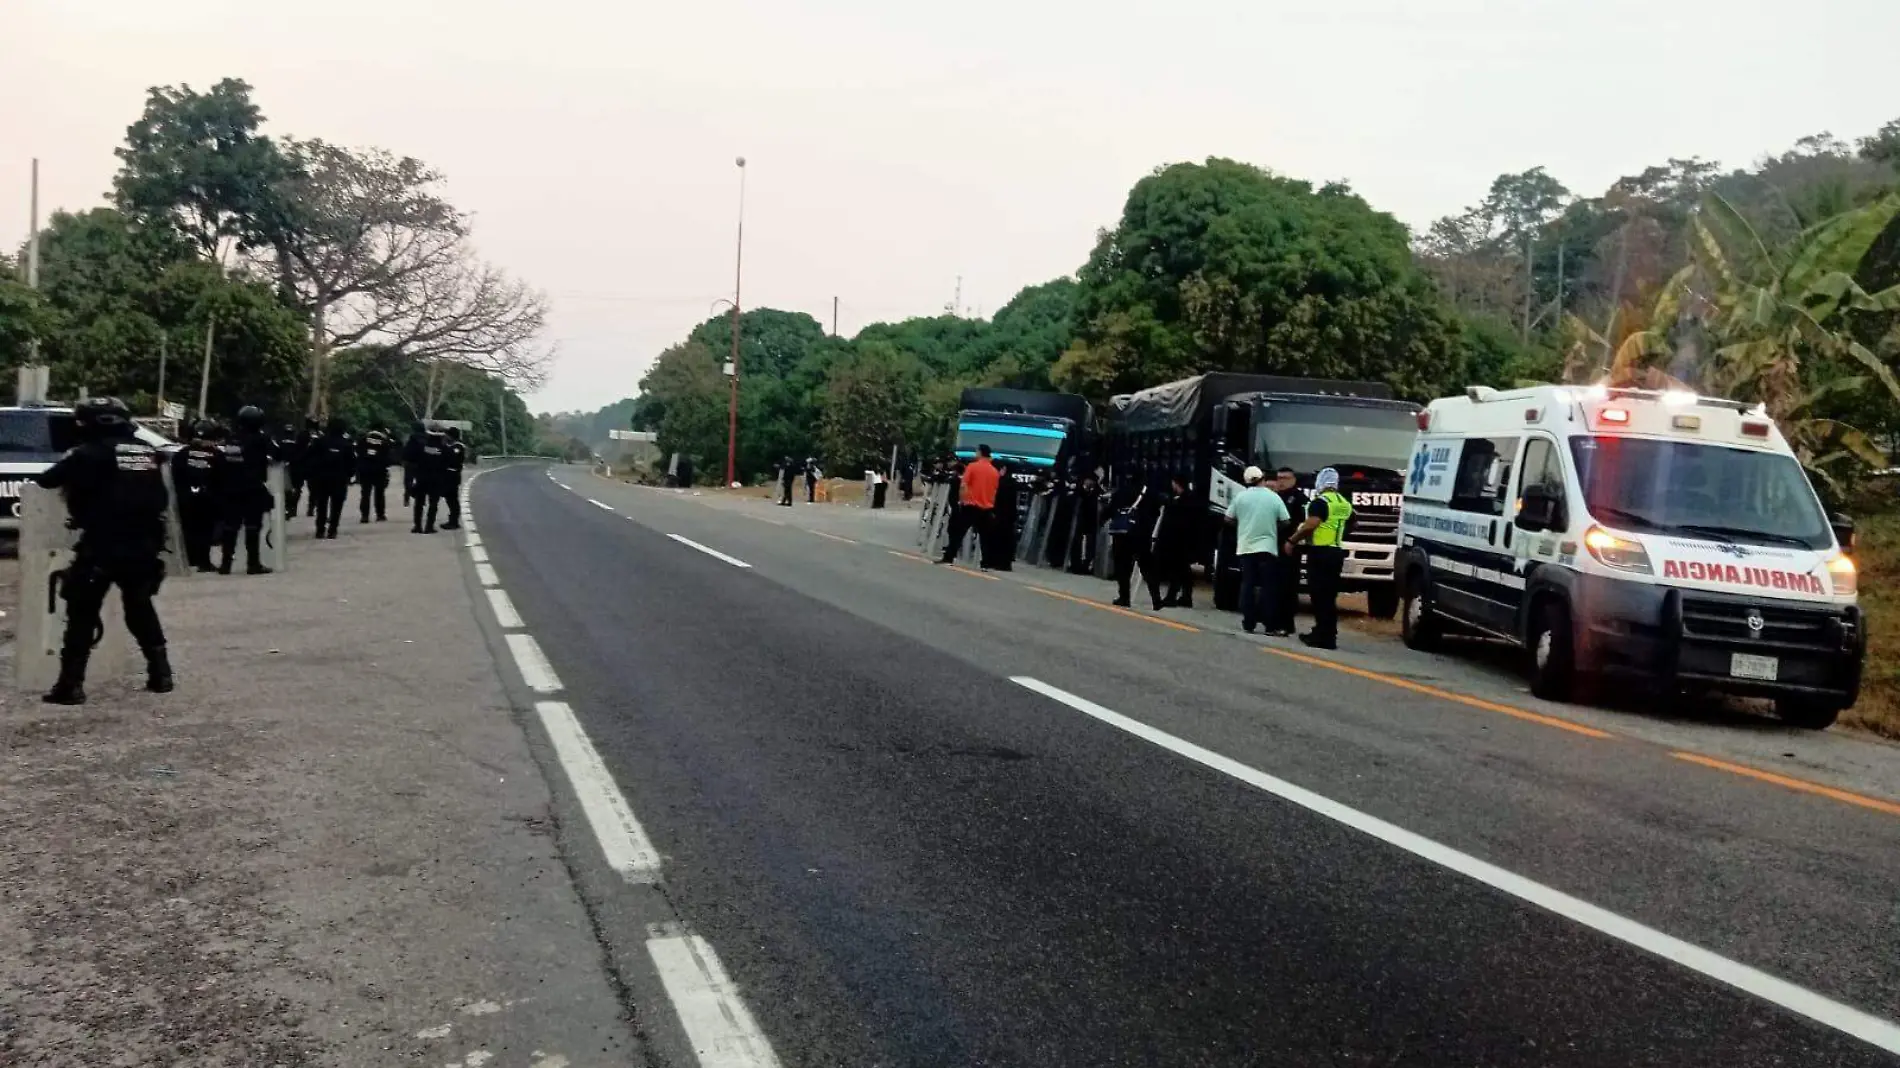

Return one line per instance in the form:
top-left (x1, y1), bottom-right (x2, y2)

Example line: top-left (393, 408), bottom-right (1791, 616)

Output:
top-left (1285, 466), bottom-right (1353, 650)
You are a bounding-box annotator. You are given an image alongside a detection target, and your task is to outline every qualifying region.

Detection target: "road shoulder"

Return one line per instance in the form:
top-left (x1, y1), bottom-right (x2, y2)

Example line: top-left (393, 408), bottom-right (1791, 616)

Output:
top-left (0, 512), bottom-right (641, 1067)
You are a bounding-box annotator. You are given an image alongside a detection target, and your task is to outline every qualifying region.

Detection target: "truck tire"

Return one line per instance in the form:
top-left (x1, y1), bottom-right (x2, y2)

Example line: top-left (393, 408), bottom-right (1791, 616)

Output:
top-left (1400, 576), bottom-right (1441, 651)
top-left (1527, 599), bottom-right (1577, 701)
top-left (1774, 697), bottom-right (1842, 730)
top-left (1366, 584), bottom-right (1400, 620)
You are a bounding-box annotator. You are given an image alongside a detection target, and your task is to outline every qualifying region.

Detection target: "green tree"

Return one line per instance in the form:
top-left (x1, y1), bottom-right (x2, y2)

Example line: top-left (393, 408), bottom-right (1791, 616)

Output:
top-left (636, 340), bottom-right (729, 483)
top-left (112, 78), bottom-right (298, 260)
top-left (819, 342), bottom-right (925, 474)
top-left (1071, 159), bottom-right (1467, 399)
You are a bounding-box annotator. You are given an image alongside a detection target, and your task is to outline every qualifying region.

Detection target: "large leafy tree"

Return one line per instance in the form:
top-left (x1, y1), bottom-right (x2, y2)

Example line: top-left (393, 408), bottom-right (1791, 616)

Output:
top-left (1064, 159), bottom-right (1467, 399)
top-left (818, 342), bottom-right (926, 474)
top-left (112, 78), bottom-right (298, 261)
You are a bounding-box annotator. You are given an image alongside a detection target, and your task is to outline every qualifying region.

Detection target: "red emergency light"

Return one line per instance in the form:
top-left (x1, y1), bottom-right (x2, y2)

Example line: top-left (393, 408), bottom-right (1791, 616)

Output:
top-left (1742, 421), bottom-right (1770, 438)
top-left (1416, 410), bottom-right (1431, 431)
top-left (1597, 407), bottom-right (1631, 426)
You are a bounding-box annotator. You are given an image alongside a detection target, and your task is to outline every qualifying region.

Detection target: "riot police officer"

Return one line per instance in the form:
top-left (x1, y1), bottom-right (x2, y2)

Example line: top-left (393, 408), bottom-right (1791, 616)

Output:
top-left (401, 421), bottom-right (426, 506)
top-left (33, 397), bottom-right (173, 704)
top-left (284, 416), bottom-right (319, 518)
top-left (306, 416), bottom-right (354, 538)
top-left (356, 427), bottom-right (395, 523)
top-left (218, 405), bottom-right (277, 575)
top-left (409, 426), bottom-right (449, 533)
top-left (170, 419), bottom-right (224, 572)
top-left (439, 426), bottom-right (469, 530)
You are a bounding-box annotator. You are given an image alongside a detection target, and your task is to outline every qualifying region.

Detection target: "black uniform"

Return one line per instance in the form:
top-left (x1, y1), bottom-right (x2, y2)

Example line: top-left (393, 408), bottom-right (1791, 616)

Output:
top-left (306, 421), bottom-right (354, 538)
top-left (34, 398), bottom-right (173, 705)
top-left (169, 428), bottom-right (224, 571)
top-left (401, 424), bottom-right (426, 505)
top-left (285, 418), bottom-right (319, 518)
top-left (440, 430), bottom-right (468, 530)
top-left (409, 430), bottom-right (449, 533)
top-left (219, 409), bottom-right (277, 575)
top-left (355, 430), bottom-right (395, 522)
top-left (1273, 482), bottom-right (1306, 634)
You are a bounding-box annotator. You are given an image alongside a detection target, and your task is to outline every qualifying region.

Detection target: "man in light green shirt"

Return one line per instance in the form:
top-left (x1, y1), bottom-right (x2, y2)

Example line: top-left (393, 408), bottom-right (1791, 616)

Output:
top-left (1227, 466), bottom-right (1291, 634)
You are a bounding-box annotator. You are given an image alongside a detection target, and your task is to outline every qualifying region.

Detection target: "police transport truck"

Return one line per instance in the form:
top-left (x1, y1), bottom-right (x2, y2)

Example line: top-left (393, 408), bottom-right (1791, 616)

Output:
top-left (1106, 374), bottom-right (1420, 617)
top-left (1396, 384), bottom-right (1863, 729)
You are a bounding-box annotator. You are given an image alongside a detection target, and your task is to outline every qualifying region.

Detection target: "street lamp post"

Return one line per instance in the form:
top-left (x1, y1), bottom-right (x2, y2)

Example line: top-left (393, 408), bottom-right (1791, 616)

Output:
top-left (725, 156), bottom-right (747, 487)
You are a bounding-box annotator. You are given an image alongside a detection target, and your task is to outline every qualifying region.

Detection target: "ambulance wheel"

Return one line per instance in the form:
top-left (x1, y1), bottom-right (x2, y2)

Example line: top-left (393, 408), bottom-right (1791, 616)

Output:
top-left (1528, 600), bottom-right (1577, 701)
top-left (1400, 580), bottom-right (1441, 650)
top-left (1774, 698), bottom-right (1842, 730)
top-left (1367, 585), bottom-right (1400, 620)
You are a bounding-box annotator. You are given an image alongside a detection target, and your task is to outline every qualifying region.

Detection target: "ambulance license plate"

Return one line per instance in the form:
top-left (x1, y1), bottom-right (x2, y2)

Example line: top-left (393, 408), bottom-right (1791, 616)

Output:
top-left (1730, 653), bottom-right (1779, 681)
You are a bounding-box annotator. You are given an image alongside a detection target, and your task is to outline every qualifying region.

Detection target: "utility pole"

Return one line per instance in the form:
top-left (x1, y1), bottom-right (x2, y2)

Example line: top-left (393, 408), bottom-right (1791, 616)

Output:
top-left (196, 318), bottom-right (215, 419)
top-left (498, 384), bottom-right (508, 455)
top-left (945, 276), bottom-right (962, 317)
top-left (725, 156), bottom-right (746, 488)
top-left (156, 334), bottom-right (167, 414)
top-left (832, 296), bottom-right (839, 337)
top-left (26, 158), bottom-right (41, 365)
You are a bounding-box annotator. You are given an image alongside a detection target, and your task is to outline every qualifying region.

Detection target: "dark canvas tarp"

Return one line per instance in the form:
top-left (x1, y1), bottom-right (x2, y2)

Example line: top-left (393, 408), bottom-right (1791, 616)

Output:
top-left (1109, 374), bottom-right (1394, 434)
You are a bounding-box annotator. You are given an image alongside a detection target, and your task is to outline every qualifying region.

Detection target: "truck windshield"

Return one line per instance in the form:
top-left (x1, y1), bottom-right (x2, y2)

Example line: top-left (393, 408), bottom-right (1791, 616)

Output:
top-left (955, 419), bottom-right (1065, 468)
top-left (1568, 436), bottom-right (1832, 549)
top-left (1255, 403), bottom-right (1416, 474)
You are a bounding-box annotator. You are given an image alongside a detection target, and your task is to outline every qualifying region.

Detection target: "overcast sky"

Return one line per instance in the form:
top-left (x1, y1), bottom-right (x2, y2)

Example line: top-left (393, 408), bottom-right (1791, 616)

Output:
top-left (5, 0), bottom-right (1897, 414)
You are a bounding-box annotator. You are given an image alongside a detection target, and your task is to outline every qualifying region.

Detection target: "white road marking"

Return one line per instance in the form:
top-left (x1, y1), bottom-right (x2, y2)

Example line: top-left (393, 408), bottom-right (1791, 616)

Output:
top-left (536, 701), bottom-right (662, 883)
top-left (667, 534), bottom-right (752, 569)
top-left (506, 634), bottom-right (563, 693)
top-left (475, 563), bottom-right (500, 587)
top-left (469, 545), bottom-right (489, 562)
top-left (486, 589), bottom-right (524, 629)
top-left (1009, 676), bottom-right (1900, 1057)
top-left (465, 533), bottom-right (482, 548)
top-left (587, 498), bottom-right (614, 511)
top-left (647, 928), bottom-right (781, 1068)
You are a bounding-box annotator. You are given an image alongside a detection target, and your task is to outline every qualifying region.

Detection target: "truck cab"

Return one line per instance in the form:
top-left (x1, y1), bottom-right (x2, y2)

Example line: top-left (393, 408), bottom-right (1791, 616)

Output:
top-left (1397, 384), bottom-right (1862, 729)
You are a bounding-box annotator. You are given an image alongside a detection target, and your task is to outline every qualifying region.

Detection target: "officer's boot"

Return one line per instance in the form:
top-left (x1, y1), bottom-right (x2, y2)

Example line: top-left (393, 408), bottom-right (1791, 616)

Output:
top-left (144, 645), bottom-right (175, 693)
top-left (245, 526), bottom-right (273, 575)
top-left (217, 543), bottom-right (235, 575)
top-left (42, 650), bottom-right (90, 705)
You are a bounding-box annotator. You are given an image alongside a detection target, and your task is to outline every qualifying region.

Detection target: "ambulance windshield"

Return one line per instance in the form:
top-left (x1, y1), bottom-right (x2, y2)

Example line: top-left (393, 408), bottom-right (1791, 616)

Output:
top-left (1568, 436), bottom-right (1831, 550)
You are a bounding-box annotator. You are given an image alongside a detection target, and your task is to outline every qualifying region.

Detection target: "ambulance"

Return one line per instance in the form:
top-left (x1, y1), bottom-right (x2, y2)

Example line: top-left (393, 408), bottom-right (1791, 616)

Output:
top-left (1396, 384), bottom-right (1864, 729)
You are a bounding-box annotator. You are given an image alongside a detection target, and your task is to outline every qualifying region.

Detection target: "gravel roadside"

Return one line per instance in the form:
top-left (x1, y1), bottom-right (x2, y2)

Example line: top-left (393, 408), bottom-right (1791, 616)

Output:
top-left (0, 509), bottom-right (641, 1067)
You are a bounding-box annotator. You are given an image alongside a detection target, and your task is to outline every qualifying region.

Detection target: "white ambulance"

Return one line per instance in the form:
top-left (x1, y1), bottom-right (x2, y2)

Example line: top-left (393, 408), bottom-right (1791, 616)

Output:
top-left (1396, 385), bottom-right (1864, 729)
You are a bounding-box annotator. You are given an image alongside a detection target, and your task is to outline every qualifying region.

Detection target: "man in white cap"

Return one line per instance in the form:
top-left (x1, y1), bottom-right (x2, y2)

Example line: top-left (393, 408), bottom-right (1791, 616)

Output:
top-left (1225, 465), bottom-right (1291, 635)
top-left (1285, 466), bottom-right (1353, 649)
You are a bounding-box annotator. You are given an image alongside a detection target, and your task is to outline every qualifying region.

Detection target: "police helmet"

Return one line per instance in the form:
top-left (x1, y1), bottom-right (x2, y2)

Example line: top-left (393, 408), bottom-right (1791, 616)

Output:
top-left (74, 396), bottom-right (132, 430)
top-left (237, 405), bottom-right (266, 428)
top-left (193, 418), bottom-right (221, 440)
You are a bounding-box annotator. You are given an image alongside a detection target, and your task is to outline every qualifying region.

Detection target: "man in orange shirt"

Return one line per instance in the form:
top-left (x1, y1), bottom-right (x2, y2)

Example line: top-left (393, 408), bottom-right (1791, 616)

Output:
top-left (937, 444), bottom-right (1001, 567)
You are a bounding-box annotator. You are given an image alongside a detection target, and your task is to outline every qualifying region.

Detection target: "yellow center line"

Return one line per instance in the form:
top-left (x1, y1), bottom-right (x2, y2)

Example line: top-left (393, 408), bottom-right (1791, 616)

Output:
top-left (1260, 647), bottom-right (1614, 740)
top-left (888, 550), bottom-right (925, 562)
top-left (885, 549), bottom-right (996, 580)
top-left (1027, 585), bottom-right (1202, 633)
top-left (1670, 751), bottom-right (1900, 818)
top-left (812, 531), bottom-right (858, 544)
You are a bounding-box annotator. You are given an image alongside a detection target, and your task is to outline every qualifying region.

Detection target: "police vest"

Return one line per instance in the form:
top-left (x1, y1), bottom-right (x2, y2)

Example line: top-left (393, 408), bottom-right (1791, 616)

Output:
top-left (1311, 491), bottom-right (1353, 548)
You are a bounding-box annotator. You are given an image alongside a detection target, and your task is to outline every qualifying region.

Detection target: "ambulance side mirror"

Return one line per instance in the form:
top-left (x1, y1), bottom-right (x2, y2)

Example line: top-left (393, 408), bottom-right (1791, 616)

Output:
top-left (1831, 513), bottom-right (1856, 553)
top-left (1517, 484), bottom-right (1563, 532)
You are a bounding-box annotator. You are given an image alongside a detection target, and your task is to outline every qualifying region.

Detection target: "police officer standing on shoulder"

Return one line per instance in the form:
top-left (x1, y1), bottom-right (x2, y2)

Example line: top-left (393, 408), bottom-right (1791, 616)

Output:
top-left (355, 426), bottom-right (395, 522)
top-left (306, 417), bottom-right (355, 538)
top-left (285, 416), bottom-right (319, 519)
top-left (33, 397), bottom-right (174, 704)
top-left (401, 421), bottom-right (427, 506)
top-left (1285, 466), bottom-right (1352, 650)
top-left (170, 419), bottom-right (225, 572)
top-left (219, 405), bottom-right (278, 575)
top-left (411, 424), bottom-right (449, 533)
top-left (438, 426), bottom-right (468, 530)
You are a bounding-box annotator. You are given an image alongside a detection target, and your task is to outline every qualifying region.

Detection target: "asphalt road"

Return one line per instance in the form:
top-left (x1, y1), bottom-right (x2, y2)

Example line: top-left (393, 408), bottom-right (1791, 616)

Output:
top-left (473, 463), bottom-right (1900, 1066)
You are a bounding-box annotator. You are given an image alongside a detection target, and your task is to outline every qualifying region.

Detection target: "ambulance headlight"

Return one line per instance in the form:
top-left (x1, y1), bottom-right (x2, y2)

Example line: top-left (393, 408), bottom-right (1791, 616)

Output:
top-left (1583, 525), bottom-right (1653, 575)
top-left (1826, 553), bottom-right (1857, 596)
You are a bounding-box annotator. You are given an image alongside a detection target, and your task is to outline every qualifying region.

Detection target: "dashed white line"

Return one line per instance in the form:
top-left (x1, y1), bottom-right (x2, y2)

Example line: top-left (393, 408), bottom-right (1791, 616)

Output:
top-left (666, 534), bottom-right (752, 569)
top-left (475, 562), bottom-right (500, 587)
top-left (486, 588), bottom-right (524, 629)
top-left (466, 532), bottom-right (483, 548)
top-left (506, 634), bottom-right (563, 693)
top-left (1009, 676), bottom-right (1900, 1057)
top-left (469, 545), bottom-right (490, 563)
top-left (536, 701), bottom-right (662, 883)
top-left (587, 498), bottom-right (614, 511)
top-left (647, 927), bottom-right (781, 1068)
